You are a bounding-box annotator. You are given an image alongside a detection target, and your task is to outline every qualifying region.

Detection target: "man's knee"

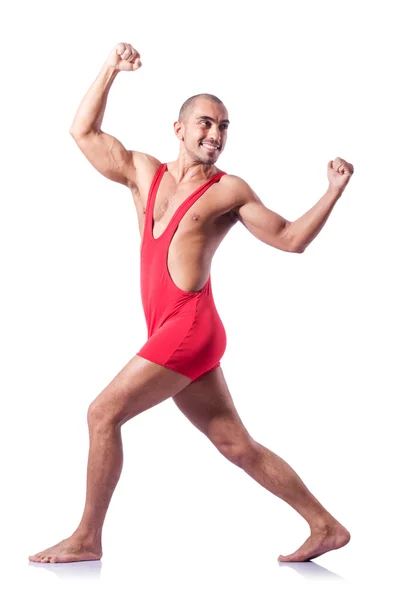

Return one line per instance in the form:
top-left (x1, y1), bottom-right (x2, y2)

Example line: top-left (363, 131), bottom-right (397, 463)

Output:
top-left (87, 398), bottom-right (121, 429)
top-left (209, 421), bottom-right (256, 466)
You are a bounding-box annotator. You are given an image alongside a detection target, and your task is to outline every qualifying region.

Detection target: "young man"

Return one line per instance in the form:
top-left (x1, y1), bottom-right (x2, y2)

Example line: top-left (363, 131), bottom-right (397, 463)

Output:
top-left (29, 42), bottom-right (354, 564)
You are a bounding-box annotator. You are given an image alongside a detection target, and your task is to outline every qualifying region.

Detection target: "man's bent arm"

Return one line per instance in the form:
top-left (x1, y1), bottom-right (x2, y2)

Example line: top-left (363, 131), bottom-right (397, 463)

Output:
top-left (68, 44), bottom-right (149, 187)
top-left (69, 62), bottom-right (119, 136)
top-left (68, 57), bottom-right (136, 186)
top-left (287, 185), bottom-right (343, 253)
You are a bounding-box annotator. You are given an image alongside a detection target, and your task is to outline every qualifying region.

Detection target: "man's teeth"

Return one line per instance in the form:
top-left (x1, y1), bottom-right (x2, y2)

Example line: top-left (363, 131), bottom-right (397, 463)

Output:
top-left (202, 143), bottom-right (219, 150)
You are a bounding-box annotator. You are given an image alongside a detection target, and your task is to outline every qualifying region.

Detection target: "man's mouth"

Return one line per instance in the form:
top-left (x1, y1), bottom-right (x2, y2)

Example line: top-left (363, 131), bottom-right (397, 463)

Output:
top-left (200, 142), bottom-right (220, 151)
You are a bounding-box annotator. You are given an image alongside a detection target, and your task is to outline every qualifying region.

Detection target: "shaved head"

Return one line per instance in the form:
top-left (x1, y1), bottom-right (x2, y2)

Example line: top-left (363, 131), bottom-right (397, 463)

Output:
top-left (174, 95), bottom-right (229, 166)
top-left (178, 93), bottom-right (224, 123)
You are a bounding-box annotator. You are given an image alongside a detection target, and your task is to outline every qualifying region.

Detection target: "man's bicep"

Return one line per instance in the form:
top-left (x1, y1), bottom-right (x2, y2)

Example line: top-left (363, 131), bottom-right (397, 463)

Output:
top-left (70, 130), bottom-right (137, 186)
top-left (234, 181), bottom-right (295, 252)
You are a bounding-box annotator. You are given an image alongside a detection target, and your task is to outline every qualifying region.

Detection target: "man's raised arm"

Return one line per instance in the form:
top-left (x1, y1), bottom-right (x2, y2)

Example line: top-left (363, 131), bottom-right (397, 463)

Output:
top-left (69, 43), bottom-right (143, 187)
top-left (287, 158), bottom-right (354, 252)
top-left (233, 157), bottom-right (354, 253)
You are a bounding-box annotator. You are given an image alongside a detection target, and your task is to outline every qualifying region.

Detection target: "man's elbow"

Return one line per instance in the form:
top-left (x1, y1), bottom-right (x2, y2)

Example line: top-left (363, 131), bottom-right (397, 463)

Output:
top-left (282, 222), bottom-right (305, 253)
top-left (69, 129), bottom-right (87, 142)
top-left (289, 240), bottom-right (306, 253)
top-left (69, 127), bottom-right (99, 139)
top-left (69, 128), bottom-right (83, 138)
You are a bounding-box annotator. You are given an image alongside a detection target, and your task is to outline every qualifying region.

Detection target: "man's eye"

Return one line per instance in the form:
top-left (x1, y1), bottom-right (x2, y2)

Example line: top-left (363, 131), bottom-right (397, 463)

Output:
top-left (199, 121), bottom-right (228, 129)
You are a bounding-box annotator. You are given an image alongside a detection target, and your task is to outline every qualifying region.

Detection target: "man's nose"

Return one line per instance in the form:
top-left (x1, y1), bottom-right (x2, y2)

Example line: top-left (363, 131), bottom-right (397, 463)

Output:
top-left (210, 125), bottom-right (222, 142)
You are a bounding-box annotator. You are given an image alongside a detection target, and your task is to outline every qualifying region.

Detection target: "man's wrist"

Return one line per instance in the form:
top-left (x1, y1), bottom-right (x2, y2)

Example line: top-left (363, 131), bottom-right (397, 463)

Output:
top-left (326, 184), bottom-right (344, 201)
top-left (101, 61), bottom-right (120, 78)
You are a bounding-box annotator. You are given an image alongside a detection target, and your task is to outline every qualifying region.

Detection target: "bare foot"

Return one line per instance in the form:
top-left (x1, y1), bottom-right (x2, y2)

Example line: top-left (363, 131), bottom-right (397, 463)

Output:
top-left (278, 522), bottom-right (350, 562)
top-left (28, 535), bottom-right (102, 563)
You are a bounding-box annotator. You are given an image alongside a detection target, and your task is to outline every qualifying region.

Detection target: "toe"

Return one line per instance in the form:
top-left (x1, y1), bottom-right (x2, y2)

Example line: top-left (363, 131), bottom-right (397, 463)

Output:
top-left (29, 553), bottom-right (41, 562)
top-left (278, 554), bottom-right (287, 561)
top-left (279, 553), bottom-right (296, 562)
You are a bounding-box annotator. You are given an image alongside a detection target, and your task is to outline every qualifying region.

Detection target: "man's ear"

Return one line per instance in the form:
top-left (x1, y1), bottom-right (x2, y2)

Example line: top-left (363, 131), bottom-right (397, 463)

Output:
top-left (174, 120), bottom-right (184, 141)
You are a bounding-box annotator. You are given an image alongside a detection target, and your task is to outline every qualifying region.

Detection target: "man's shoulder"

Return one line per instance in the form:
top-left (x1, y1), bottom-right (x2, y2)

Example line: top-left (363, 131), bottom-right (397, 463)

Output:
top-left (217, 172), bottom-right (252, 213)
top-left (218, 172), bottom-right (243, 183)
top-left (218, 172), bottom-right (249, 191)
top-left (131, 151), bottom-right (162, 172)
top-left (128, 152), bottom-right (162, 191)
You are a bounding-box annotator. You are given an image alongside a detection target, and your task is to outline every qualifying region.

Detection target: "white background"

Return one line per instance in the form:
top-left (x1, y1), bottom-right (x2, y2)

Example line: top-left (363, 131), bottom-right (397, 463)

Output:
top-left (1, 0), bottom-right (396, 598)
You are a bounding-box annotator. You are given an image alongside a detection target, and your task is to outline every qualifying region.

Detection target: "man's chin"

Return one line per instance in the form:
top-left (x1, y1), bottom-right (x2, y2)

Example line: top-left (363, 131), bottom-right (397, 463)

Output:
top-left (196, 153), bottom-right (217, 166)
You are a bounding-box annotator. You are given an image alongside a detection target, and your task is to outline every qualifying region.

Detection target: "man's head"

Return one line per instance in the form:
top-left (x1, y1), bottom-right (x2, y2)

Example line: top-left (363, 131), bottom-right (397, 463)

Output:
top-left (174, 94), bottom-right (229, 165)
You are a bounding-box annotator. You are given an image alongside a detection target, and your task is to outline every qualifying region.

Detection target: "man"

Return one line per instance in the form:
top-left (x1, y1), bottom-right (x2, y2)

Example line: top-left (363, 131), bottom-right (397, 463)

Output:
top-left (29, 42), bottom-right (354, 564)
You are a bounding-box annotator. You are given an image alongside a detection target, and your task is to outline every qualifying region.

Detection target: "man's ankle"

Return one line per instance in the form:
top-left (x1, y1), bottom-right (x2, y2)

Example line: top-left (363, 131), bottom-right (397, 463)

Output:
top-left (73, 526), bottom-right (102, 545)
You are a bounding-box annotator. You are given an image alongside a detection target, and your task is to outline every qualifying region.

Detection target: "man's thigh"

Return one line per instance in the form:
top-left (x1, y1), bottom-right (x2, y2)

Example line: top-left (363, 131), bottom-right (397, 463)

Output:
top-left (90, 355), bottom-right (192, 427)
top-left (172, 366), bottom-right (251, 448)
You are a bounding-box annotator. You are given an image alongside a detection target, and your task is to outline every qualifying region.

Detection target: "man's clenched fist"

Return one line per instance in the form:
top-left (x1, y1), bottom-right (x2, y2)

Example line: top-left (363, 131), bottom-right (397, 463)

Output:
top-left (327, 157), bottom-right (354, 192)
top-left (107, 43), bottom-right (142, 72)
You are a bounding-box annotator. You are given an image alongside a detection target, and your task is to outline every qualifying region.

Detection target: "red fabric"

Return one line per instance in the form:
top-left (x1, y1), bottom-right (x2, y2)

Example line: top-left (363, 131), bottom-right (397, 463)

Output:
top-left (137, 163), bottom-right (227, 381)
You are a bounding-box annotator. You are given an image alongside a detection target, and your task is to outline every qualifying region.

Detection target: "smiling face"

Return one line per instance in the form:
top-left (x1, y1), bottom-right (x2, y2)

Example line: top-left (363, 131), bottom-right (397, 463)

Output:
top-left (175, 97), bottom-right (229, 165)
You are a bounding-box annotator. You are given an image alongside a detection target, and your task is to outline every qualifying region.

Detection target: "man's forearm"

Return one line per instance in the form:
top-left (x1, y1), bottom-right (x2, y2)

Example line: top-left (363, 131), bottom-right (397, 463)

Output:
top-left (69, 62), bottom-right (119, 136)
top-left (288, 186), bottom-right (343, 252)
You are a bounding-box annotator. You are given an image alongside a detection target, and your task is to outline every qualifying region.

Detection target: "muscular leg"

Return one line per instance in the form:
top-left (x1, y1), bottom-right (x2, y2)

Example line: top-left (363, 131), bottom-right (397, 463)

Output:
top-left (28, 355), bottom-right (192, 563)
top-left (172, 366), bottom-right (350, 562)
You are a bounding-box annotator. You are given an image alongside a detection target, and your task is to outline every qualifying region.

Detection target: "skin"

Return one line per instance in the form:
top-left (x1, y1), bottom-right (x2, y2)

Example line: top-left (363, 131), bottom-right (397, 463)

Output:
top-left (29, 43), bottom-right (354, 564)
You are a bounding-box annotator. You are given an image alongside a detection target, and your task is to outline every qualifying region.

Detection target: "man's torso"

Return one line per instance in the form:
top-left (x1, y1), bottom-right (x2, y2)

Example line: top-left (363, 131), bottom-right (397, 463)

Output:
top-left (129, 154), bottom-right (242, 293)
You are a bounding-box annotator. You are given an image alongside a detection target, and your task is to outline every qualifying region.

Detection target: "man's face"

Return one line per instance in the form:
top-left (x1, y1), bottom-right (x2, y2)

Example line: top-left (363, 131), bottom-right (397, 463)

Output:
top-left (178, 99), bottom-right (229, 165)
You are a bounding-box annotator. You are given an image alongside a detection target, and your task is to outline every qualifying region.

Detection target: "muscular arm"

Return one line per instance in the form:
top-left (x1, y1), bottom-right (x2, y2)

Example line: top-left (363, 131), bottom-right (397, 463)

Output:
top-left (231, 177), bottom-right (295, 252)
top-left (69, 60), bottom-right (151, 188)
top-left (233, 177), bottom-right (343, 253)
top-left (286, 186), bottom-right (342, 252)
